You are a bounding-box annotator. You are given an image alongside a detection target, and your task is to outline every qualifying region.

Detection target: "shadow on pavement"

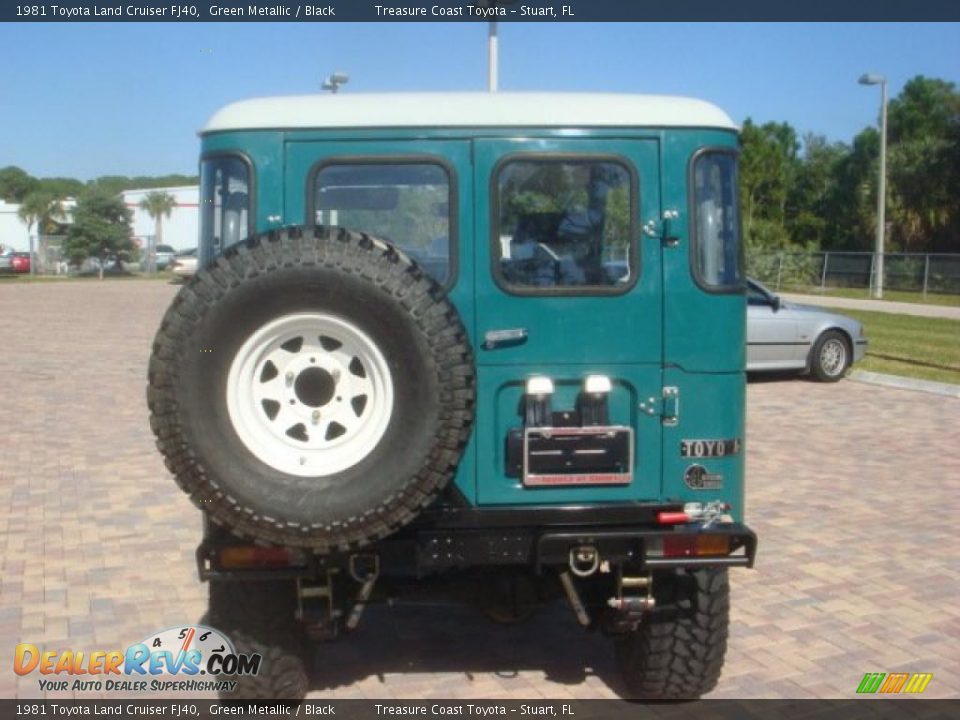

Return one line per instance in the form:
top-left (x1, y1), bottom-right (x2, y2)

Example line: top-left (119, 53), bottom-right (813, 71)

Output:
top-left (303, 600), bottom-right (626, 696)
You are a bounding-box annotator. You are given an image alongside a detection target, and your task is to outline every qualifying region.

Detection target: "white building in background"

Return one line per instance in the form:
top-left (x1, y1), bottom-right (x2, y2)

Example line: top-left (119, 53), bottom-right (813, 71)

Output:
top-left (1, 186), bottom-right (199, 258)
top-left (122, 185), bottom-right (199, 252)
top-left (0, 199), bottom-right (36, 252)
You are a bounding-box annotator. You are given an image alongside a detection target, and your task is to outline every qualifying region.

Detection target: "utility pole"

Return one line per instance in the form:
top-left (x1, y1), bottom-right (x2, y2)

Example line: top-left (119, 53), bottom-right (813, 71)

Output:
top-left (488, 21), bottom-right (499, 92)
top-left (859, 73), bottom-right (888, 299)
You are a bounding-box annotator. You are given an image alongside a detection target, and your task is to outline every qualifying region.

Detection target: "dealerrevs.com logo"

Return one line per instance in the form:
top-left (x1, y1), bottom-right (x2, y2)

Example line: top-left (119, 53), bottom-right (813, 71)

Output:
top-left (14, 625), bottom-right (260, 694)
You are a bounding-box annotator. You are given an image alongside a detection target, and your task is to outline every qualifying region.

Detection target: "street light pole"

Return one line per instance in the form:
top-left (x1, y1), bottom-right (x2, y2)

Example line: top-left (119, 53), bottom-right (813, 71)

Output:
top-left (859, 73), bottom-right (888, 299)
top-left (488, 21), bottom-right (499, 92)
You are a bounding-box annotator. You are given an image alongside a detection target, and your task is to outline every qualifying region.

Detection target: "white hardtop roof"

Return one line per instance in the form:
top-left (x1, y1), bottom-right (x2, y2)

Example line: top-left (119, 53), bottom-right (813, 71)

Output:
top-left (202, 92), bottom-right (738, 133)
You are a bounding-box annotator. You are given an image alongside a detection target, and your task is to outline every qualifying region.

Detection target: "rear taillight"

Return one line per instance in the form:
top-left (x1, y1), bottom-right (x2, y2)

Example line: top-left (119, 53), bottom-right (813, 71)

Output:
top-left (646, 534), bottom-right (731, 558)
top-left (219, 546), bottom-right (304, 569)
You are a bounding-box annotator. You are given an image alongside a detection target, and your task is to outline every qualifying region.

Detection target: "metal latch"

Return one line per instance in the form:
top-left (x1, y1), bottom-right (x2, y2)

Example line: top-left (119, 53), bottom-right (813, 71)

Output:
top-left (662, 210), bottom-right (680, 247)
top-left (643, 211), bottom-right (680, 246)
top-left (662, 386), bottom-right (679, 426)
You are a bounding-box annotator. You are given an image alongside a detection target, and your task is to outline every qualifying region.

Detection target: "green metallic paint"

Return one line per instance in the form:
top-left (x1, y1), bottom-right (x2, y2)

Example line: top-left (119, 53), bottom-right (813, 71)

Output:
top-left (661, 368), bottom-right (746, 523)
top-left (199, 125), bottom-right (745, 511)
top-left (661, 129), bottom-right (744, 373)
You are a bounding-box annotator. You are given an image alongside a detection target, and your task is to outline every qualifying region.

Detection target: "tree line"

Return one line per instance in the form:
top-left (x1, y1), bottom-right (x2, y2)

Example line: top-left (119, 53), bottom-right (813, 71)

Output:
top-left (741, 75), bottom-right (959, 256)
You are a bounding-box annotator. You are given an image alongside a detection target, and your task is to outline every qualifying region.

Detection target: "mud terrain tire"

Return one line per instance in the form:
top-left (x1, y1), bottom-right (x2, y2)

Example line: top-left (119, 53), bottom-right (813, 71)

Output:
top-left (614, 568), bottom-right (729, 699)
top-left (208, 580), bottom-right (309, 701)
top-left (148, 227), bottom-right (475, 551)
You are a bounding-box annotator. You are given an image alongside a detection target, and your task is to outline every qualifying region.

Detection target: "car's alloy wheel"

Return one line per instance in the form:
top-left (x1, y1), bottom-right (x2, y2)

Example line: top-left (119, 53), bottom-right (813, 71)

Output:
top-left (810, 330), bottom-right (850, 382)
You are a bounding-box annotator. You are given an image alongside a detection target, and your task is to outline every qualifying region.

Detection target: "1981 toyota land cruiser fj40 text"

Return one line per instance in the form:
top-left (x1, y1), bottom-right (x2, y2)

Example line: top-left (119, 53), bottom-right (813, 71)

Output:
top-left (148, 92), bottom-right (757, 700)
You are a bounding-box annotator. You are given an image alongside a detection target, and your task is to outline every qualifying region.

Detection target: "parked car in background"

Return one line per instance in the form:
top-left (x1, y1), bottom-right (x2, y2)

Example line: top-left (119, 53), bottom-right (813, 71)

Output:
top-left (0, 248), bottom-right (13, 275)
top-left (170, 248), bottom-right (197, 282)
top-left (747, 278), bottom-right (868, 381)
top-left (12, 252), bottom-right (31, 274)
top-left (78, 254), bottom-right (133, 276)
top-left (155, 244), bottom-right (177, 270)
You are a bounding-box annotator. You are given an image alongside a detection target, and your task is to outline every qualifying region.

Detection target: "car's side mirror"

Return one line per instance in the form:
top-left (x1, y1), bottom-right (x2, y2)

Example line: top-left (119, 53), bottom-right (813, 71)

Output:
top-left (771, 295), bottom-right (782, 312)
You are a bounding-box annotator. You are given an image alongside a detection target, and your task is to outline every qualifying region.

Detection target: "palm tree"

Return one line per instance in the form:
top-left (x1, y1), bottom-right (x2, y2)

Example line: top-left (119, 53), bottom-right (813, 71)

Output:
top-left (18, 192), bottom-right (64, 275)
top-left (139, 191), bottom-right (177, 272)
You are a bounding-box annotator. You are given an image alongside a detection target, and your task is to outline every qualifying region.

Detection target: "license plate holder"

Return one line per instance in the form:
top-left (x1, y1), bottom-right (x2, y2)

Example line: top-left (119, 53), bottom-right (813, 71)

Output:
top-left (523, 426), bottom-right (633, 487)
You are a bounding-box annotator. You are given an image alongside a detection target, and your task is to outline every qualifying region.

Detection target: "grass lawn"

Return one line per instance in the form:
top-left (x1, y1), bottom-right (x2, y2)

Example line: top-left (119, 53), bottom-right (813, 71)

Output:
top-left (778, 285), bottom-right (960, 307)
top-left (841, 309), bottom-right (960, 385)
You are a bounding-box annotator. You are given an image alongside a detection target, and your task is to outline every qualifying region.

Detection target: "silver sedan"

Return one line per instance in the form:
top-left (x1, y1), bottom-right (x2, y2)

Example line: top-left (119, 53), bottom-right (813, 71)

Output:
top-left (747, 279), bottom-right (868, 381)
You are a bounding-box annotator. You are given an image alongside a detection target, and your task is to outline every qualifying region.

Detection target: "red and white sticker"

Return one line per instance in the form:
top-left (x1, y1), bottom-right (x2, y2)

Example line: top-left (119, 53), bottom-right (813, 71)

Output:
top-left (524, 472), bottom-right (632, 487)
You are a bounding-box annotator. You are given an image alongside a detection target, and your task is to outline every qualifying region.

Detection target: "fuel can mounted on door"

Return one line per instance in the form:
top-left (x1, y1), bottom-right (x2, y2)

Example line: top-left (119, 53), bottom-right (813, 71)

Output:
top-left (148, 92), bottom-right (756, 700)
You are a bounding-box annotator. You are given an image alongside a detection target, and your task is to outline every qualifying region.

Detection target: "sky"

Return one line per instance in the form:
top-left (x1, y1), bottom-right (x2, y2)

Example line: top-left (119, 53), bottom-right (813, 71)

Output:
top-left (0, 22), bottom-right (958, 180)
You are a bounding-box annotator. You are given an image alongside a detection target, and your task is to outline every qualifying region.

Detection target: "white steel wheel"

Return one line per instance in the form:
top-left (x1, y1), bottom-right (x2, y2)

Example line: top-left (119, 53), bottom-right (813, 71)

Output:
top-left (226, 312), bottom-right (394, 477)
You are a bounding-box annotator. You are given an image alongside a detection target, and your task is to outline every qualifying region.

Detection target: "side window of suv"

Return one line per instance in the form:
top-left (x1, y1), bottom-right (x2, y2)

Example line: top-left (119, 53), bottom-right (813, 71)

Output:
top-left (312, 161), bottom-right (454, 286)
top-left (494, 157), bottom-right (636, 293)
top-left (691, 149), bottom-right (742, 291)
top-left (199, 154), bottom-right (251, 262)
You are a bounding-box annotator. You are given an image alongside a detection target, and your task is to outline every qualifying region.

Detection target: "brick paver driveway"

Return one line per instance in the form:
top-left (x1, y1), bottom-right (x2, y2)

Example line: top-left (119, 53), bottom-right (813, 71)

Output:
top-left (1, 280), bottom-right (958, 700)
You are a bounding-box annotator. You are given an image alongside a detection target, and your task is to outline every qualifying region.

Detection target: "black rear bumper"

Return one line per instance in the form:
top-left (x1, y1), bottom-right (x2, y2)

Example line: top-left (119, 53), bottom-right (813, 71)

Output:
top-left (197, 503), bottom-right (757, 581)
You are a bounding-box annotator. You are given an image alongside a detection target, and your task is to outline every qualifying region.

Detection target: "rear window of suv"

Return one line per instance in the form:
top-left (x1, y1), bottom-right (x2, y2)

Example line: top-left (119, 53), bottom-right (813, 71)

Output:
top-left (493, 156), bottom-right (636, 294)
top-left (312, 161), bottom-right (454, 286)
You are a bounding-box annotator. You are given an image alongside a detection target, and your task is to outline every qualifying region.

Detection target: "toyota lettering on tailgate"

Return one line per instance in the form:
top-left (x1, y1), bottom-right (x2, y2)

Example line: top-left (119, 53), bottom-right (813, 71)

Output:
top-left (680, 439), bottom-right (742, 458)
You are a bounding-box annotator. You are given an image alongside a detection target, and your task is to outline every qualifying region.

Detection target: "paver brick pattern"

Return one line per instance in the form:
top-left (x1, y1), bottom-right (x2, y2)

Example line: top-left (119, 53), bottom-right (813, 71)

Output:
top-left (0, 280), bottom-right (958, 700)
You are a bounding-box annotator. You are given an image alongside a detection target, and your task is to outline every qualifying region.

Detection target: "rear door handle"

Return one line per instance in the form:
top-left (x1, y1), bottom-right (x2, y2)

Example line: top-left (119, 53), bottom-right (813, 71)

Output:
top-left (483, 328), bottom-right (528, 350)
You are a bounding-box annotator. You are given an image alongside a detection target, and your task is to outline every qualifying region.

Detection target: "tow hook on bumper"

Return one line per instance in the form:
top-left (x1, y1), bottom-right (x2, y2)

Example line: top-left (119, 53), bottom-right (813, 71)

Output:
top-left (569, 546), bottom-right (600, 577)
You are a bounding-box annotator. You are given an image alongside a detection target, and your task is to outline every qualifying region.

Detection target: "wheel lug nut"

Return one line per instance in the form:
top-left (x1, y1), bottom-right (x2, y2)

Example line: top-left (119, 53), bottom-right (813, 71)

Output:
top-left (311, 410), bottom-right (321, 425)
top-left (285, 371), bottom-right (295, 385)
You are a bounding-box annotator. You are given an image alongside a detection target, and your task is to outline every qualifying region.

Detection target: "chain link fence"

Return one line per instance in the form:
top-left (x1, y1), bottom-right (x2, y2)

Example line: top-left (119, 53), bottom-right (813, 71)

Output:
top-left (18, 239), bottom-right (960, 296)
top-left (25, 235), bottom-right (150, 275)
top-left (748, 251), bottom-right (960, 297)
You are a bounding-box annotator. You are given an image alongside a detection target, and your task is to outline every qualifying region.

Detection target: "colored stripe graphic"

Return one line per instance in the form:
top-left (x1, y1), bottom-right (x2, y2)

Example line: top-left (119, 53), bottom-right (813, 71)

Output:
top-left (857, 672), bottom-right (932, 694)
top-left (880, 672), bottom-right (909, 693)
top-left (904, 673), bottom-right (934, 694)
top-left (857, 673), bottom-right (885, 694)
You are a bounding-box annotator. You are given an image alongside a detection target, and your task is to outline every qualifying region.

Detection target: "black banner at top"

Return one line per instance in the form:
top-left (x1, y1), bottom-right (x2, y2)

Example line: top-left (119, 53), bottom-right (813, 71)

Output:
top-left (4, 0), bottom-right (960, 22)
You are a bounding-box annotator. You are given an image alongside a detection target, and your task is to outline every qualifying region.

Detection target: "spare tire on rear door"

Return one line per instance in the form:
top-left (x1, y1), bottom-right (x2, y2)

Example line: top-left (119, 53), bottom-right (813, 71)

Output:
top-left (147, 227), bottom-right (475, 551)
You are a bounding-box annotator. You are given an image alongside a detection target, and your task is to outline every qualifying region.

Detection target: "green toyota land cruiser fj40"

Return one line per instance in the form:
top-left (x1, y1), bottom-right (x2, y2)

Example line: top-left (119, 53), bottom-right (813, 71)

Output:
top-left (148, 92), bottom-right (756, 700)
